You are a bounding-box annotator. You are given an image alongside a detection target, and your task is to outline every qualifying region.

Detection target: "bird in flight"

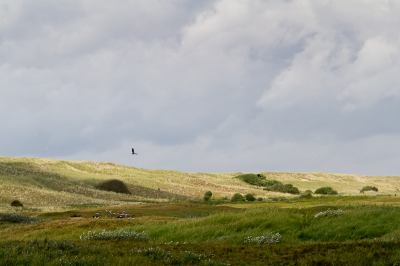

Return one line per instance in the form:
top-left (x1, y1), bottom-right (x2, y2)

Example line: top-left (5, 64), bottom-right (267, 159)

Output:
top-left (132, 148), bottom-right (138, 155)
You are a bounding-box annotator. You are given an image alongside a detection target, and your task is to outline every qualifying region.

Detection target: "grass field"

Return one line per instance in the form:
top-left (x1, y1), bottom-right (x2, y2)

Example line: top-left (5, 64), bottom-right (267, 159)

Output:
top-left (2, 157), bottom-right (400, 265)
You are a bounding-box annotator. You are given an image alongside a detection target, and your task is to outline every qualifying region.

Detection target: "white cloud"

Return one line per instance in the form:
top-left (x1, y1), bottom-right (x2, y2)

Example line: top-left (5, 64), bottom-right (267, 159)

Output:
top-left (1, 0), bottom-right (400, 175)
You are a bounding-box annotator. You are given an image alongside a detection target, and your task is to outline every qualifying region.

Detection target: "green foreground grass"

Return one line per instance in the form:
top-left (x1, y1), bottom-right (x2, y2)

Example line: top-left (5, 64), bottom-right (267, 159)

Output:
top-left (2, 200), bottom-right (400, 265)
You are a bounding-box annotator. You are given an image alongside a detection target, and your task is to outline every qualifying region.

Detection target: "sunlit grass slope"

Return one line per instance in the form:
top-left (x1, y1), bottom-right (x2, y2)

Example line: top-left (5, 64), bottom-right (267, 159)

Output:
top-left (1, 157), bottom-right (400, 213)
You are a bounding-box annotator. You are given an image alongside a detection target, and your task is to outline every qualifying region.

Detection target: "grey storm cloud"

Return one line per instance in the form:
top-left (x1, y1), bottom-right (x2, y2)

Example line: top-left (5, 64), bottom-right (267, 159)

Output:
top-left (1, 0), bottom-right (400, 175)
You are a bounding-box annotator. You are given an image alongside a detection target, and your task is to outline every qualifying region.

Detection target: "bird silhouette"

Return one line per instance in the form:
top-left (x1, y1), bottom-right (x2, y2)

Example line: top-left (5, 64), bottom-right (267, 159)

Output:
top-left (132, 148), bottom-right (138, 155)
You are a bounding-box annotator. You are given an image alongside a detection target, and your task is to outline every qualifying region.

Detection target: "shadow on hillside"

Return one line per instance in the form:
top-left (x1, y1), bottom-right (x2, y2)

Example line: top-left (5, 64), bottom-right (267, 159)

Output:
top-left (0, 162), bottom-right (189, 201)
top-left (126, 185), bottom-right (189, 201)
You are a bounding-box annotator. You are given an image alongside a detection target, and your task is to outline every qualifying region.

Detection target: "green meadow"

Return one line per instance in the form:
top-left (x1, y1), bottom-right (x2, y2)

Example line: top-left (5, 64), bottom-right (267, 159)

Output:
top-left (2, 157), bottom-right (400, 265)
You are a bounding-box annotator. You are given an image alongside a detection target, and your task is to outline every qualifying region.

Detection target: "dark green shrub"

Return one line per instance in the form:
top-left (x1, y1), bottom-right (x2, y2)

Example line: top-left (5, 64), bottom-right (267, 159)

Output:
top-left (245, 193), bottom-right (256, 201)
top-left (257, 197), bottom-right (263, 201)
top-left (95, 179), bottom-right (130, 194)
top-left (231, 193), bottom-right (245, 202)
top-left (305, 189), bottom-right (313, 193)
top-left (299, 192), bottom-right (313, 199)
top-left (234, 174), bottom-right (282, 187)
top-left (10, 200), bottom-right (23, 207)
top-left (203, 191), bottom-right (213, 201)
top-left (360, 186), bottom-right (378, 193)
top-left (0, 213), bottom-right (49, 224)
top-left (314, 187), bottom-right (338, 195)
top-left (263, 184), bottom-right (300, 194)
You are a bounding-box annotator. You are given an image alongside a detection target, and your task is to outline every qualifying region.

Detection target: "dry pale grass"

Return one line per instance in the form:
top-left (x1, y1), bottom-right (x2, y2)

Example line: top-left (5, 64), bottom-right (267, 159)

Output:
top-left (1, 157), bottom-right (400, 212)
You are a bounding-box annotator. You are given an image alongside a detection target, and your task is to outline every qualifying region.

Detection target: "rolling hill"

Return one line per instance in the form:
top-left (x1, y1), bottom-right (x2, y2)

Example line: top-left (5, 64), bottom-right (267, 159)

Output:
top-left (1, 156), bottom-right (400, 213)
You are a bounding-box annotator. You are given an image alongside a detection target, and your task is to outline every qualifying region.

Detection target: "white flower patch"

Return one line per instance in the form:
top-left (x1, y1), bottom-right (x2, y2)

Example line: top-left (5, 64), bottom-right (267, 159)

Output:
top-left (314, 208), bottom-right (346, 218)
top-left (244, 232), bottom-right (281, 245)
top-left (79, 228), bottom-right (149, 241)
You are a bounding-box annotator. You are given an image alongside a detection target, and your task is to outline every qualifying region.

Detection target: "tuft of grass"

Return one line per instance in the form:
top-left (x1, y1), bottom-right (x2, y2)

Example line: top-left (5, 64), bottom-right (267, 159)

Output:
top-left (94, 179), bottom-right (131, 194)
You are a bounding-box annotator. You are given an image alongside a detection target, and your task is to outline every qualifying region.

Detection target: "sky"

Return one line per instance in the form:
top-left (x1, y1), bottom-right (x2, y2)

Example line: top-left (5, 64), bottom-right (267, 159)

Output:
top-left (1, 0), bottom-right (400, 175)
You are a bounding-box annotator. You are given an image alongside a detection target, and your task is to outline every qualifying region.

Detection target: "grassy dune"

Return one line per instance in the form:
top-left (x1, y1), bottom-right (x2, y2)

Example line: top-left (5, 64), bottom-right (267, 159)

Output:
top-left (1, 157), bottom-right (400, 213)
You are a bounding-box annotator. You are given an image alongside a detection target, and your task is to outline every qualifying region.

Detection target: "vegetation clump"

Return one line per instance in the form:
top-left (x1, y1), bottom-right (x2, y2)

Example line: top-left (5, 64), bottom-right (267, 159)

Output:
top-left (263, 184), bottom-right (300, 194)
top-left (314, 187), bottom-right (338, 195)
top-left (299, 192), bottom-right (313, 199)
top-left (231, 193), bottom-right (245, 202)
top-left (203, 191), bottom-right (213, 202)
top-left (10, 200), bottom-right (23, 207)
top-left (234, 173), bottom-right (282, 187)
top-left (0, 213), bottom-right (51, 224)
top-left (94, 179), bottom-right (130, 194)
top-left (80, 229), bottom-right (149, 241)
top-left (360, 186), bottom-right (378, 193)
top-left (245, 193), bottom-right (256, 201)
top-left (314, 208), bottom-right (346, 218)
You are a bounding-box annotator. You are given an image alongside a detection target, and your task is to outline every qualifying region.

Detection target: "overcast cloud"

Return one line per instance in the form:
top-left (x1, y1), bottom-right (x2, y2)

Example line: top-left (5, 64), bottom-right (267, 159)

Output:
top-left (1, 0), bottom-right (400, 175)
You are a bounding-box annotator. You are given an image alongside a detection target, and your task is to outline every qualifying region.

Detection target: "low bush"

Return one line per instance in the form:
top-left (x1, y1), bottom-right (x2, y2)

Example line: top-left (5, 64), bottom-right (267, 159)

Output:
top-left (305, 189), bottom-right (313, 193)
top-left (80, 228), bottom-right (149, 241)
top-left (231, 193), bottom-right (245, 202)
top-left (245, 193), bottom-right (256, 201)
top-left (263, 184), bottom-right (300, 194)
top-left (10, 200), bottom-right (23, 207)
top-left (299, 192), bottom-right (313, 199)
top-left (234, 173), bottom-right (282, 187)
top-left (203, 191), bottom-right (213, 201)
top-left (360, 186), bottom-right (378, 193)
top-left (94, 179), bottom-right (130, 194)
top-left (314, 187), bottom-right (338, 195)
top-left (257, 197), bottom-right (263, 201)
top-left (0, 213), bottom-right (51, 224)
